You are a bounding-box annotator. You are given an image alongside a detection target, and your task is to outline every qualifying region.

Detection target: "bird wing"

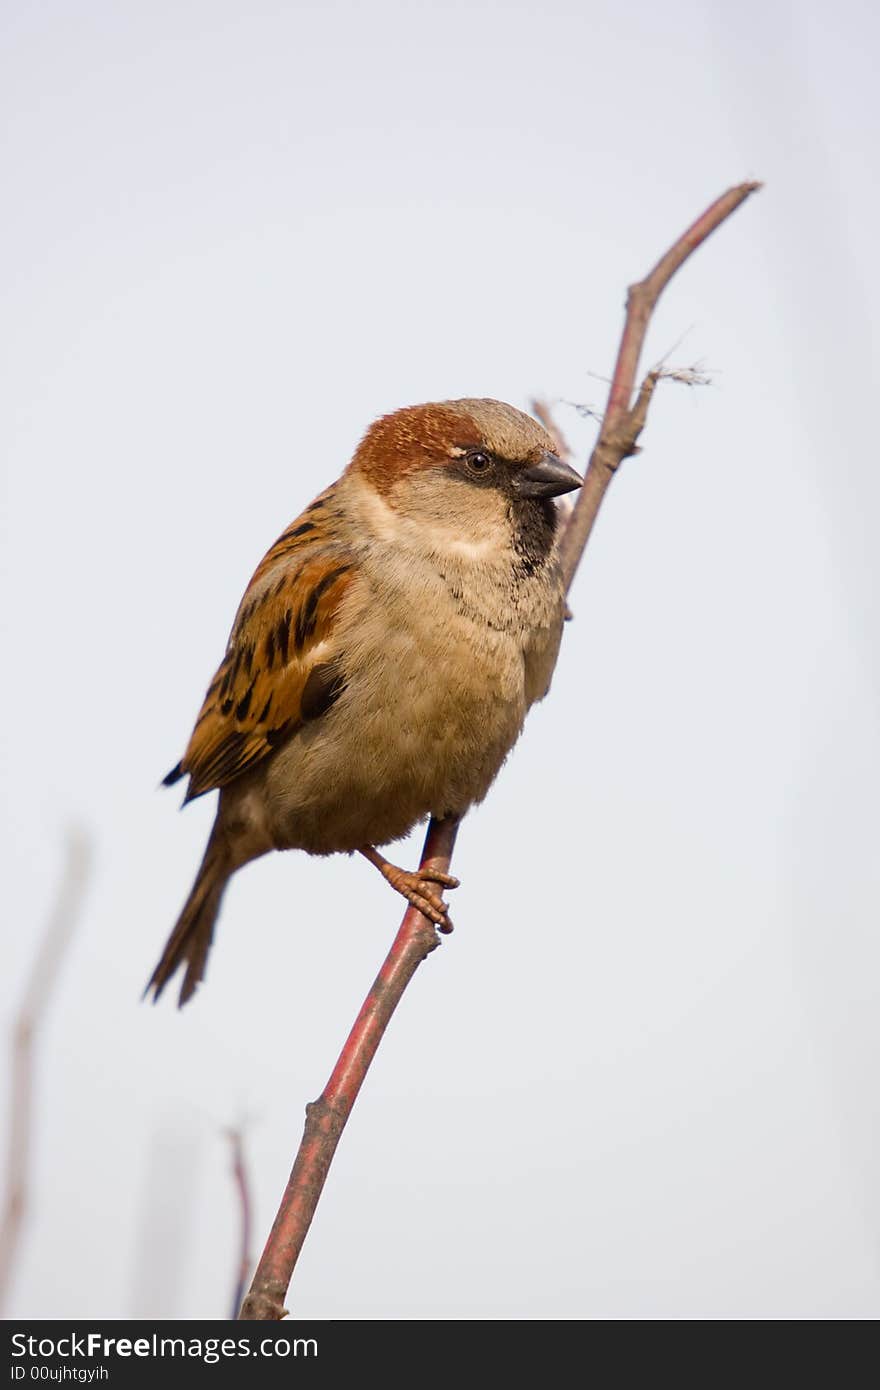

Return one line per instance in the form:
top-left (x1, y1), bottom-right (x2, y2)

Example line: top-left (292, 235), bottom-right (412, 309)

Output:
top-left (163, 486), bottom-right (354, 800)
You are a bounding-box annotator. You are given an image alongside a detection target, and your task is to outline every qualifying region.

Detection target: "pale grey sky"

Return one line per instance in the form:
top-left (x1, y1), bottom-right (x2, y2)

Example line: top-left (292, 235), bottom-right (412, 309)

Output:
top-left (2, 0), bottom-right (879, 1319)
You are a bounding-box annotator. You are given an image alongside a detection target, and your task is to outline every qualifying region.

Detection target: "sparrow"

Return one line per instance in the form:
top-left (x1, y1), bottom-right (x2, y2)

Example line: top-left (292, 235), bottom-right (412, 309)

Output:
top-left (148, 398), bottom-right (582, 1005)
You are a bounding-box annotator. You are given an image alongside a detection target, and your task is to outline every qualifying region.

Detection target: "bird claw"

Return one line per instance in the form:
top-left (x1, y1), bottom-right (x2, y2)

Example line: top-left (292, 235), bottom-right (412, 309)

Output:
top-left (382, 864), bottom-right (458, 931)
top-left (416, 869), bottom-right (460, 890)
top-left (359, 845), bottom-right (459, 931)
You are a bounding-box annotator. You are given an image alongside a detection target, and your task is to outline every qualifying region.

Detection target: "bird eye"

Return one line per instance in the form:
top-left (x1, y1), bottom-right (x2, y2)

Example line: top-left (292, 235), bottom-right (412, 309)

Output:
top-left (466, 451), bottom-right (492, 473)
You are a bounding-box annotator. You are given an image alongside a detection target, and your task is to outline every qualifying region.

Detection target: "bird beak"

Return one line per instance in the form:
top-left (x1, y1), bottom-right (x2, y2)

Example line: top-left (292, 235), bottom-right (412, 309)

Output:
top-left (514, 453), bottom-right (583, 499)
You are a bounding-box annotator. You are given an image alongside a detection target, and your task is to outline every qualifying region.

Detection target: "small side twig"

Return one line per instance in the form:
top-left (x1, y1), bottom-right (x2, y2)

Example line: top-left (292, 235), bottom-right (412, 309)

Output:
top-left (239, 180), bottom-right (761, 1321)
top-left (657, 364), bottom-right (712, 388)
top-left (1, 829), bottom-right (91, 1313)
top-left (227, 1128), bottom-right (253, 1320)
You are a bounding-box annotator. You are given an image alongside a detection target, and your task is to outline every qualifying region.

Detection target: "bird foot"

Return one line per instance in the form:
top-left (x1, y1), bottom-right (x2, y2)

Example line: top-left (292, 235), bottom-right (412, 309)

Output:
top-left (360, 847), bottom-right (459, 931)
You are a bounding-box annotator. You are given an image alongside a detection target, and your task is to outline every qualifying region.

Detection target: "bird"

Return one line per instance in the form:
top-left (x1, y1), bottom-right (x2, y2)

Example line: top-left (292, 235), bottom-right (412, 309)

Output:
top-left (148, 398), bottom-right (582, 1005)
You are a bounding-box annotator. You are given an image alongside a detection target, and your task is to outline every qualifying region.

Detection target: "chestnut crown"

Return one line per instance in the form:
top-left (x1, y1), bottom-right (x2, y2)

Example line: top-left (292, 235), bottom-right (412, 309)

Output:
top-left (351, 398), bottom-right (582, 500)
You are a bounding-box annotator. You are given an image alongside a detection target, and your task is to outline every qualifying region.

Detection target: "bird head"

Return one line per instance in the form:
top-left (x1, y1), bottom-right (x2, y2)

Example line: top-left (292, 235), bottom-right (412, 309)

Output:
top-left (349, 398), bottom-right (582, 553)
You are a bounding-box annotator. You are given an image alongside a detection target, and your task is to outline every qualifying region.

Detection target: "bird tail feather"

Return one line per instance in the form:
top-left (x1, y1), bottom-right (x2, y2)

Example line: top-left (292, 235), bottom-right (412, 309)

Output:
top-left (147, 832), bottom-right (231, 1007)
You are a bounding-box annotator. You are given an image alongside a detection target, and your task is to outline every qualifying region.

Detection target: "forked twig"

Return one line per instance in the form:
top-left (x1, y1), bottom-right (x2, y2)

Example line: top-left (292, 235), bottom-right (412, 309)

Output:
top-left (239, 181), bottom-right (761, 1320)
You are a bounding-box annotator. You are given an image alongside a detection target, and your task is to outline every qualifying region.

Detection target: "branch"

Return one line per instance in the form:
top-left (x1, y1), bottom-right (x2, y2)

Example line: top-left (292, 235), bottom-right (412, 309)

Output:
top-left (0, 829), bottom-right (91, 1313)
top-left (240, 816), bottom-right (458, 1319)
top-left (238, 180), bottom-right (760, 1320)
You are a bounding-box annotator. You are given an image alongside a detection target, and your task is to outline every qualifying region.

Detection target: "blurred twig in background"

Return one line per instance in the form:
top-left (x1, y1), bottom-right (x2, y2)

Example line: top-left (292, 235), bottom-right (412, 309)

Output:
top-left (227, 1127), bottom-right (253, 1321)
top-left (1, 828), bottom-right (91, 1313)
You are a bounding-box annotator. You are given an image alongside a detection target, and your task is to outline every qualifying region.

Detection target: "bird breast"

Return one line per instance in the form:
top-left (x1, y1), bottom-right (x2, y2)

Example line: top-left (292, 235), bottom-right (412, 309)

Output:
top-left (255, 488), bottom-right (565, 854)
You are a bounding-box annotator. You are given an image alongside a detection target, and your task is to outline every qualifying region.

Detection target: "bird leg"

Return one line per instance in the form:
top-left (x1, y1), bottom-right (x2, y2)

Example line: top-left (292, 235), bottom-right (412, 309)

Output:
top-left (359, 845), bottom-right (459, 932)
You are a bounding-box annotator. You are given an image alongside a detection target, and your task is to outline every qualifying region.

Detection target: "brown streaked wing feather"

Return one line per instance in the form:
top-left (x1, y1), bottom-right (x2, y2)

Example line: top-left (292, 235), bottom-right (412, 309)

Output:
top-left (173, 486), bottom-right (354, 800)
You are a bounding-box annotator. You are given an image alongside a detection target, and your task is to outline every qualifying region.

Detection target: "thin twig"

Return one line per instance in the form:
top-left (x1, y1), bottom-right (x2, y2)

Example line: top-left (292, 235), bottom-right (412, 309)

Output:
top-left (227, 1128), bottom-right (253, 1320)
top-left (0, 829), bottom-right (91, 1313)
top-left (531, 398), bottom-right (574, 462)
top-left (239, 180), bottom-right (761, 1320)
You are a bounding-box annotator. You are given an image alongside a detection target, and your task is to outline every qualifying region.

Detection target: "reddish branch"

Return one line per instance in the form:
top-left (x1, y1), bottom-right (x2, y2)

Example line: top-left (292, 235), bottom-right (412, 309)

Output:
top-left (240, 816), bottom-right (458, 1319)
top-left (1, 830), bottom-right (90, 1313)
top-left (239, 181), bottom-right (761, 1320)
